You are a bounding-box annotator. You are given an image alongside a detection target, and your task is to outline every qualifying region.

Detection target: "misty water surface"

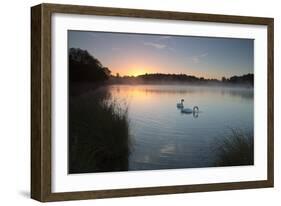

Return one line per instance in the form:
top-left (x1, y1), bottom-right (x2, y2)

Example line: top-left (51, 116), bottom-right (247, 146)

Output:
top-left (106, 85), bottom-right (254, 170)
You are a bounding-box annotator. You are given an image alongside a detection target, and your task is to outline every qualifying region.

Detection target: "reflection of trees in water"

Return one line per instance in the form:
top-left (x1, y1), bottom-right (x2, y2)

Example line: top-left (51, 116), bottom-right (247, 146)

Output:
top-left (68, 88), bottom-right (130, 173)
top-left (143, 88), bottom-right (198, 95)
top-left (220, 88), bottom-right (253, 100)
top-left (136, 86), bottom-right (253, 100)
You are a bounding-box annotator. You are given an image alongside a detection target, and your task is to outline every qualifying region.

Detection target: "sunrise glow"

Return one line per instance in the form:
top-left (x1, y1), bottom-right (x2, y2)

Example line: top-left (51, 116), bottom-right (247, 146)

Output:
top-left (68, 31), bottom-right (254, 79)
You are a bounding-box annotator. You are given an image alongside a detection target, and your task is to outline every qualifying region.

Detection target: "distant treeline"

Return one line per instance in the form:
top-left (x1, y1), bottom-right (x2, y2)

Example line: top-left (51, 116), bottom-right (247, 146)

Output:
top-left (110, 73), bottom-right (254, 86)
top-left (69, 48), bottom-right (254, 86)
top-left (222, 73), bottom-right (253, 85)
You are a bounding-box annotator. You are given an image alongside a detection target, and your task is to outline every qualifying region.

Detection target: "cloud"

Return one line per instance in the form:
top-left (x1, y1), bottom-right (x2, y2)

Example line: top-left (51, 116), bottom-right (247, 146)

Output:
top-left (191, 52), bottom-right (208, 63)
top-left (168, 47), bottom-right (176, 52)
top-left (158, 36), bottom-right (171, 40)
top-left (192, 57), bottom-right (200, 64)
top-left (200, 52), bottom-right (208, 57)
top-left (87, 32), bottom-right (102, 38)
top-left (143, 42), bottom-right (167, 49)
top-left (111, 47), bottom-right (121, 51)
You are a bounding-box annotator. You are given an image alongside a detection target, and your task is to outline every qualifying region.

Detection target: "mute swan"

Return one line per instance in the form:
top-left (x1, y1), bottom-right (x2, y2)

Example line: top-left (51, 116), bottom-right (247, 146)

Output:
top-left (177, 99), bottom-right (184, 108)
top-left (181, 106), bottom-right (199, 114)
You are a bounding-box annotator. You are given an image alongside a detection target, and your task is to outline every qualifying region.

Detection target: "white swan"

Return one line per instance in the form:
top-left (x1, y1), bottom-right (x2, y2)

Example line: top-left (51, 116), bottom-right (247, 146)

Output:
top-left (181, 106), bottom-right (199, 114)
top-left (177, 99), bottom-right (184, 108)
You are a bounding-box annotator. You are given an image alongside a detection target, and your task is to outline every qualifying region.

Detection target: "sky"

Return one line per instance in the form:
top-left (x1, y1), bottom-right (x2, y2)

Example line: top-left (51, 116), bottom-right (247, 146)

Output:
top-left (68, 30), bottom-right (254, 79)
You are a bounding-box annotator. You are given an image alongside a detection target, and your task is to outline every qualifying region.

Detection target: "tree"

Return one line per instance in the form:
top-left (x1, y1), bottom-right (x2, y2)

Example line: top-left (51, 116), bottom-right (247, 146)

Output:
top-left (69, 48), bottom-right (111, 82)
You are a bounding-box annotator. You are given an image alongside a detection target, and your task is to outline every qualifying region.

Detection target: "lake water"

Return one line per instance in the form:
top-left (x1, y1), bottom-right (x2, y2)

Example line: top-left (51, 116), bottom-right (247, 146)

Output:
top-left (107, 84), bottom-right (254, 170)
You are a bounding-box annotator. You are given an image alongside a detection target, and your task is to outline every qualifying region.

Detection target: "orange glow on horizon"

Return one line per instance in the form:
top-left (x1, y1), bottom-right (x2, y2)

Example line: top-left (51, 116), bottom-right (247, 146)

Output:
top-left (127, 68), bottom-right (149, 77)
top-left (111, 64), bottom-right (222, 79)
top-left (113, 64), bottom-right (155, 77)
top-left (111, 85), bottom-right (154, 104)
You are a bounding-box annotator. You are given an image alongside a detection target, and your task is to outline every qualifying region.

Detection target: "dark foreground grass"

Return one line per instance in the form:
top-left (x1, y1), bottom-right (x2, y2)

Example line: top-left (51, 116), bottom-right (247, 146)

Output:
top-left (215, 129), bottom-right (254, 167)
top-left (68, 88), bottom-right (130, 173)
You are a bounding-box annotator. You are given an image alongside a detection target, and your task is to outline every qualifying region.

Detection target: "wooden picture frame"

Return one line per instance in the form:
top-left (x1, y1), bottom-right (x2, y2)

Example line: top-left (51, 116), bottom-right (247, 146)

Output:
top-left (31, 3), bottom-right (274, 202)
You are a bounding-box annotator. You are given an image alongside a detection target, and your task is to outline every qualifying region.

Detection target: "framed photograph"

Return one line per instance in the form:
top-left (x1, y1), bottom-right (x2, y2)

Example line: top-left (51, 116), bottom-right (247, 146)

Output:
top-left (31, 3), bottom-right (274, 202)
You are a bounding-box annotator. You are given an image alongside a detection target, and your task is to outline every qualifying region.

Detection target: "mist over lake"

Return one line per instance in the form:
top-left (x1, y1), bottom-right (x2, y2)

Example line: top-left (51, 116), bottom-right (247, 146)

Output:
top-left (100, 84), bottom-right (253, 170)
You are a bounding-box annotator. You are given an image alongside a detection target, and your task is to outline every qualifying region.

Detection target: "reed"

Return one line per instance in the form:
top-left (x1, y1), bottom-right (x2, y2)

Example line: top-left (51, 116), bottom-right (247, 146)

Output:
top-left (215, 129), bottom-right (254, 166)
top-left (68, 88), bottom-right (130, 173)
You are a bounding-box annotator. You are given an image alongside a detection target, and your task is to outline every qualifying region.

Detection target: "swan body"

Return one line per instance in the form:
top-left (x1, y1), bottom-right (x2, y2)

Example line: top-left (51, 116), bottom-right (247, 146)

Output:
top-left (177, 99), bottom-right (199, 114)
top-left (181, 108), bottom-right (193, 113)
top-left (176, 99), bottom-right (184, 108)
top-left (181, 106), bottom-right (199, 114)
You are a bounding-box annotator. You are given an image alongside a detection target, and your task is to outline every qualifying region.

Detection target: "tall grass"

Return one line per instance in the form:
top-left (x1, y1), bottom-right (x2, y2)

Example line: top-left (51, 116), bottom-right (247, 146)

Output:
top-left (215, 129), bottom-right (254, 167)
top-left (68, 88), bottom-right (130, 173)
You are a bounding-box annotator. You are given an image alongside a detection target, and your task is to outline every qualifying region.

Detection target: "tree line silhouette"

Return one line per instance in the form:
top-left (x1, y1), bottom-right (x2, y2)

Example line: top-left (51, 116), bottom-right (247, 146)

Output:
top-left (69, 48), bottom-right (253, 86)
top-left (221, 73), bottom-right (253, 85)
top-left (69, 48), bottom-right (111, 82)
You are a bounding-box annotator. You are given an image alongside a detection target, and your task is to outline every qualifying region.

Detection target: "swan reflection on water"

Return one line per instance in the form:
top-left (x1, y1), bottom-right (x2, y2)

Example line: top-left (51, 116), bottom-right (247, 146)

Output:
top-left (176, 99), bottom-right (200, 118)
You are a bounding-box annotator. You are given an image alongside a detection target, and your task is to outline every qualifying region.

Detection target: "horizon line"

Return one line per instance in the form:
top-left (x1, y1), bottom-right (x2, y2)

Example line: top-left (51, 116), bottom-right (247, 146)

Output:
top-left (113, 72), bottom-right (254, 80)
